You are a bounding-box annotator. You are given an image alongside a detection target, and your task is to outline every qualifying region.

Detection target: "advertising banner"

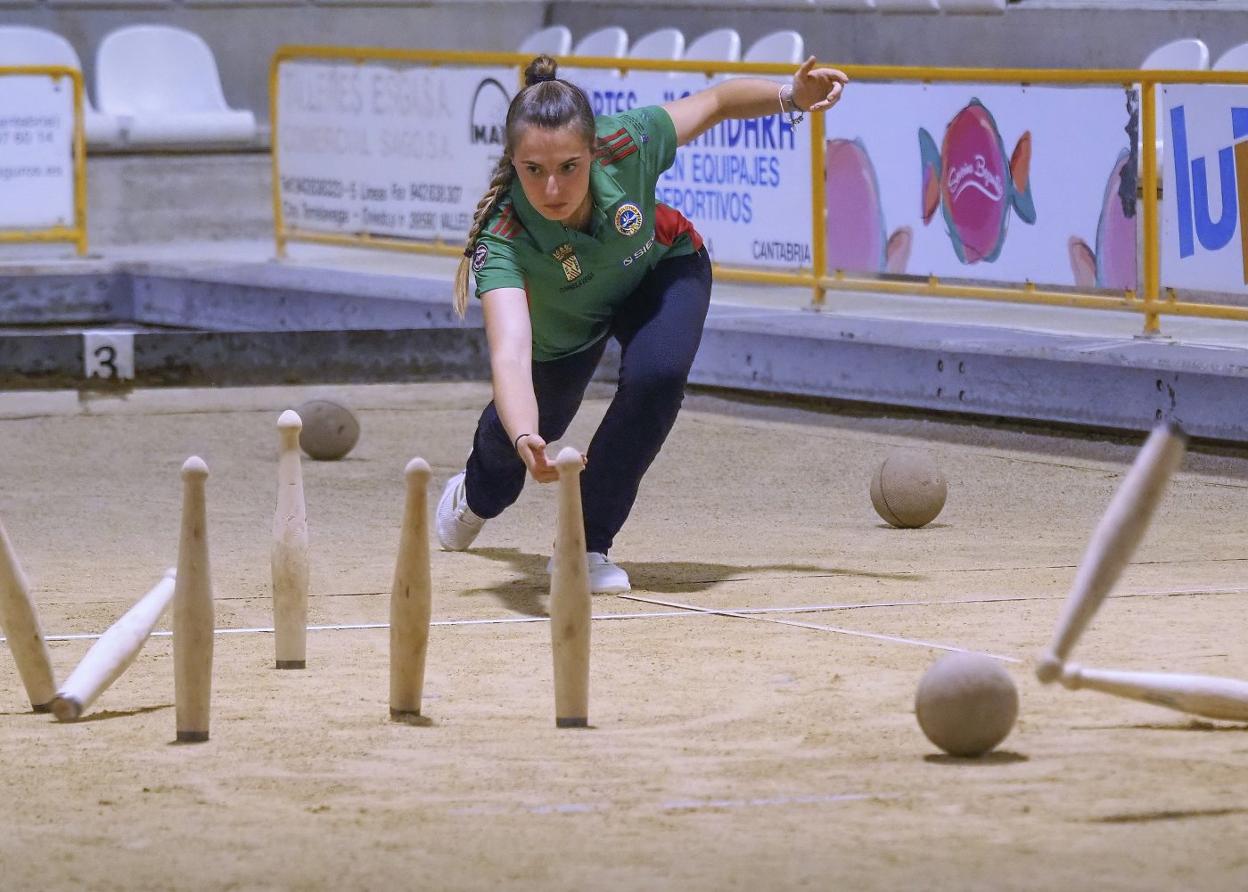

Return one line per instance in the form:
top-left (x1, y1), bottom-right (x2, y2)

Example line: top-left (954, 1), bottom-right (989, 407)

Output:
top-left (1161, 84), bottom-right (1248, 294)
top-left (824, 83), bottom-right (1137, 290)
top-left (0, 75), bottom-right (75, 230)
top-left (275, 61), bottom-right (515, 242)
top-left (570, 70), bottom-right (813, 270)
top-left (276, 61), bottom-right (1140, 290)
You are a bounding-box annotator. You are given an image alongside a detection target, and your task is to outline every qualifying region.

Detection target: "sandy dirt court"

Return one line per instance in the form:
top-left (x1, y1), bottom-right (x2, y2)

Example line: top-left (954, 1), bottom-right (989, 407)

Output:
top-left (1, 381), bottom-right (1247, 890)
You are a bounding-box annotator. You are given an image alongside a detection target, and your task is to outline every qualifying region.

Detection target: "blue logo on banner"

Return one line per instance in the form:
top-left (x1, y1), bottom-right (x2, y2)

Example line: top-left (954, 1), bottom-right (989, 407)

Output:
top-left (1169, 104), bottom-right (1248, 282)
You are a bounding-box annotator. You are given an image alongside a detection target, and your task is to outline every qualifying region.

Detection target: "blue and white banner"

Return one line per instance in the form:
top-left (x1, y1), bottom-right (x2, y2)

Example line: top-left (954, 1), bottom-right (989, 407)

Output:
top-left (1161, 84), bottom-right (1248, 294)
top-left (0, 75), bottom-right (75, 230)
top-left (571, 70), bottom-right (813, 270)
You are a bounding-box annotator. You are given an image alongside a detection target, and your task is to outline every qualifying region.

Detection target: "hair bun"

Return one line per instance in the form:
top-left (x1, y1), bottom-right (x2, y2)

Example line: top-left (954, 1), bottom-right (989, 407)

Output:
top-left (524, 54), bottom-right (559, 87)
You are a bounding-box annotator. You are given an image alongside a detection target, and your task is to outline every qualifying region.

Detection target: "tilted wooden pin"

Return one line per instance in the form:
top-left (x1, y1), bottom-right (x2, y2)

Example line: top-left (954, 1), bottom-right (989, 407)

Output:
top-left (0, 515), bottom-right (57, 713)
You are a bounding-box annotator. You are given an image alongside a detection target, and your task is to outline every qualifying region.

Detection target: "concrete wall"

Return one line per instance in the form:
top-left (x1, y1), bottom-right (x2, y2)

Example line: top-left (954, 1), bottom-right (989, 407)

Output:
top-left (3, 1), bottom-right (550, 129)
top-left (86, 153), bottom-right (271, 244)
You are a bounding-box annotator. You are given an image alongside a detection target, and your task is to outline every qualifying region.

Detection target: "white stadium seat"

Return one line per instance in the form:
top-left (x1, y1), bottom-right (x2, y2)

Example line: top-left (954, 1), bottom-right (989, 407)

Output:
top-left (519, 25), bottom-right (572, 58)
top-left (876, 0), bottom-right (941, 11)
top-left (941, 0), bottom-right (1005, 12)
top-left (628, 28), bottom-right (685, 61)
top-left (0, 25), bottom-right (124, 148)
top-left (743, 31), bottom-right (805, 65)
top-left (1213, 42), bottom-right (1248, 72)
top-left (95, 25), bottom-right (257, 148)
top-left (1141, 38), bottom-right (1210, 71)
top-left (684, 29), bottom-right (741, 63)
top-left (572, 26), bottom-right (629, 59)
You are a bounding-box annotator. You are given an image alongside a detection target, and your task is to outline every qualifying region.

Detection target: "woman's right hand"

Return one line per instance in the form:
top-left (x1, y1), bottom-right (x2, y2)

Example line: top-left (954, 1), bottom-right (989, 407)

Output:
top-left (516, 433), bottom-right (559, 483)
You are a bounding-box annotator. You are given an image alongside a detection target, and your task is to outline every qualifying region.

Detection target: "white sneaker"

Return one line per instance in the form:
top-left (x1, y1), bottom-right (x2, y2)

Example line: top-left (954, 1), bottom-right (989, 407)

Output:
top-left (435, 471), bottom-right (485, 551)
top-left (588, 552), bottom-right (631, 594)
top-left (547, 551), bottom-right (631, 594)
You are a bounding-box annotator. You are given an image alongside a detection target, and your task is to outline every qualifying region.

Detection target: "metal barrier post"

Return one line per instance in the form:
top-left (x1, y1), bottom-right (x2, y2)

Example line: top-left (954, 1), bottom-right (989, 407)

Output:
top-left (809, 108), bottom-right (827, 309)
top-left (70, 70), bottom-right (87, 256)
top-left (269, 55), bottom-right (286, 259)
top-left (1140, 79), bottom-right (1162, 336)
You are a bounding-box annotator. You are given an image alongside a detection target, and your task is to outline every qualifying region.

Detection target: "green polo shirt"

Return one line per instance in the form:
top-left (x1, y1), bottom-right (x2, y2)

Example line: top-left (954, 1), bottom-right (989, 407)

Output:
top-left (471, 105), bottom-right (702, 361)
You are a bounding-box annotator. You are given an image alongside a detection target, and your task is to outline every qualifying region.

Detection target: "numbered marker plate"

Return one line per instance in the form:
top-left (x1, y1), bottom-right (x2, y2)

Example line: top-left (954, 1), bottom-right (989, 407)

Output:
top-left (83, 331), bottom-right (136, 381)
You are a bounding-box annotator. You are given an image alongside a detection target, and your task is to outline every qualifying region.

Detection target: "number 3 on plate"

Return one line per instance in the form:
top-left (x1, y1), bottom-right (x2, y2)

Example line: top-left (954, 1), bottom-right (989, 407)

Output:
top-left (83, 331), bottom-right (135, 381)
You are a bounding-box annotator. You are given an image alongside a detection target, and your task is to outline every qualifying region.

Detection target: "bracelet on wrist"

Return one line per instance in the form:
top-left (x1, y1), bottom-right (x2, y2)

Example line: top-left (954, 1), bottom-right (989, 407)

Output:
top-left (778, 84), bottom-right (805, 126)
top-left (788, 83), bottom-right (809, 113)
top-left (513, 432), bottom-right (533, 452)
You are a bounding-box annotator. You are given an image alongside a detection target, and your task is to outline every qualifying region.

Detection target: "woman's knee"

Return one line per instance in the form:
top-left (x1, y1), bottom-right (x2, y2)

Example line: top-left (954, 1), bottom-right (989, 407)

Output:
top-left (623, 363), bottom-right (691, 406)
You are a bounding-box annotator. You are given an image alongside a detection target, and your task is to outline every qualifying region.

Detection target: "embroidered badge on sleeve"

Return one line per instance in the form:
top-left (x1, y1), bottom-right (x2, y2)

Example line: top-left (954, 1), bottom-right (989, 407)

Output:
top-left (471, 242), bottom-right (489, 272)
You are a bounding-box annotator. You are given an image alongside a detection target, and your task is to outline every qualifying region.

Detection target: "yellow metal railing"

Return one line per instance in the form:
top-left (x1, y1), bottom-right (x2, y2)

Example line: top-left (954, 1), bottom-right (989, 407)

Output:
top-left (0, 66), bottom-right (88, 256)
top-left (270, 46), bottom-right (1248, 336)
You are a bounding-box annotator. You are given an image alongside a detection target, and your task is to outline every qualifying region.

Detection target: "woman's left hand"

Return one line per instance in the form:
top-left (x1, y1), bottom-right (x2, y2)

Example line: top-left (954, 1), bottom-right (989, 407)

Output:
top-left (791, 56), bottom-right (849, 114)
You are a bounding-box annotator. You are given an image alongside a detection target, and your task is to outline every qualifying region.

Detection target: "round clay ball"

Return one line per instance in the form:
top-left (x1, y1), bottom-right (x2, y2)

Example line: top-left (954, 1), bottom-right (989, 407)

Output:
top-left (915, 652), bottom-right (1019, 758)
top-left (870, 451), bottom-right (947, 528)
top-left (296, 399), bottom-right (360, 461)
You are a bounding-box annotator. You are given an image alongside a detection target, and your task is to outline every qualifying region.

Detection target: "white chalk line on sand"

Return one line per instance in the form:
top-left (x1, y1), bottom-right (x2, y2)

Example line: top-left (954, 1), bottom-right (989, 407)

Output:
top-left (10, 585), bottom-right (1245, 647)
top-left (0, 593), bottom-right (1117, 643)
top-left (620, 593), bottom-right (1023, 663)
top-left (449, 791), bottom-right (899, 817)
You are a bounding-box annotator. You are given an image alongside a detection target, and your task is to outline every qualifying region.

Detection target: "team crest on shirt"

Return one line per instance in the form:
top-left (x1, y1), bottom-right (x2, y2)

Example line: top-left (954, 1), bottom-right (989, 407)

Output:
top-left (471, 242), bottom-right (489, 272)
top-left (552, 243), bottom-right (583, 281)
top-left (614, 203), bottom-right (643, 237)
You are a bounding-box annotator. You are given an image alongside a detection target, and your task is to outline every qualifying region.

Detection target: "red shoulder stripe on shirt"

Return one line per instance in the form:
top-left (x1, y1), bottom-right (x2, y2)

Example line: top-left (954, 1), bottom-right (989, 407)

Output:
top-left (603, 144), bottom-right (638, 164)
top-left (598, 127), bottom-right (628, 145)
top-left (490, 205), bottom-right (516, 236)
top-left (496, 216), bottom-right (520, 239)
top-left (596, 134), bottom-right (634, 156)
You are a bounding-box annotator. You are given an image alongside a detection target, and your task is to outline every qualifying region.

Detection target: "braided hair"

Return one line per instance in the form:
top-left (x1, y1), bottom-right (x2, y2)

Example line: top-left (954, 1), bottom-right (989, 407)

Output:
top-left (454, 54), bottom-right (596, 317)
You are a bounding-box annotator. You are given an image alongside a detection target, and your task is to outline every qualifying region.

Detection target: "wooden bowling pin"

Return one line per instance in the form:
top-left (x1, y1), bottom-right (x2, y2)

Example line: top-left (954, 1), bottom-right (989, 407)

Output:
top-left (0, 515), bottom-right (57, 712)
top-left (173, 457), bottom-right (214, 743)
top-left (272, 410), bottom-right (310, 670)
top-left (1036, 423), bottom-right (1187, 683)
top-left (389, 458), bottom-right (432, 720)
top-left (51, 569), bottom-right (176, 721)
top-left (1061, 662), bottom-right (1248, 723)
top-left (550, 447), bottom-right (590, 729)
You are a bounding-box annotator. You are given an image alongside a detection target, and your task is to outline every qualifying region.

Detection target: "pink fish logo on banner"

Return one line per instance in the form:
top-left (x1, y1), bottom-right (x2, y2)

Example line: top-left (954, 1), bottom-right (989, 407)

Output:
top-left (1069, 148), bottom-right (1138, 291)
top-left (919, 99), bottom-right (1036, 264)
top-left (824, 138), bottom-right (912, 274)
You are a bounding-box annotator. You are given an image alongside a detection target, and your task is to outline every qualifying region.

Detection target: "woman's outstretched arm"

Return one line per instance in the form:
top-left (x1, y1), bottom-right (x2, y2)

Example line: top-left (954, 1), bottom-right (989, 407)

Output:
top-left (662, 56), bottom-right (849, 146)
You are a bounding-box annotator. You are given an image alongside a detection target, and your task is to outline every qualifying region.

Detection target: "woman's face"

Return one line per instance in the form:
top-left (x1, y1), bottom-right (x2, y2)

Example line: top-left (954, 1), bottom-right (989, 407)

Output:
top-left (512, 124), bottom-right (593, 224)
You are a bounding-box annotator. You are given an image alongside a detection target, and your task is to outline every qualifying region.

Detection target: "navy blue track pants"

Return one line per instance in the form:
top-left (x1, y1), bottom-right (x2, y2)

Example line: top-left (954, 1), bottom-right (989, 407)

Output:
top-left (464, 247), bottom-right (713, 554)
